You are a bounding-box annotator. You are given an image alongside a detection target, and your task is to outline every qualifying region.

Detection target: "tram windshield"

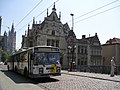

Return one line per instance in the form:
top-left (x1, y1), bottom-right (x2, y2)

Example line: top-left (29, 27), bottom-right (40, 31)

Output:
top-left (35, 52), bottom-right (60, 65)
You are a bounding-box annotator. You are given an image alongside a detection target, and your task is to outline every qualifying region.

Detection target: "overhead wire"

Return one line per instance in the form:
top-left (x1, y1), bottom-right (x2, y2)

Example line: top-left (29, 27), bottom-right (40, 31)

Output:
top-left (17, 0), bottom-right (60, 32)
top-left (75, 5), bottom-right (120, 23)
top-left (17, 0), bottom-right (119, 32)
top-left (15, 0), bottom-right (43, 27)
top-left (36, 0), bottom-right (59, 18)
top-left (68, 0), bottom-right (119, 22)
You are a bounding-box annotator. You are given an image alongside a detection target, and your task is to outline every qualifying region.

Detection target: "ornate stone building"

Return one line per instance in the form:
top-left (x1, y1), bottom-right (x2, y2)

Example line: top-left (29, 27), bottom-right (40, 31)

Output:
top-left (76, 33), bottom-right (102, 71)
top-left (0, 16), bottom-right (7, 51)
top-left (0, 17), bottom-right (16, 54)
top-left (7, 23), bottom-right (16, 54)
top-left (0, 17), bottom-right (16, 61)
top-left (21, 4), bottom-right (102, 69)
top-left (22, 4), bottom-right (69, 68)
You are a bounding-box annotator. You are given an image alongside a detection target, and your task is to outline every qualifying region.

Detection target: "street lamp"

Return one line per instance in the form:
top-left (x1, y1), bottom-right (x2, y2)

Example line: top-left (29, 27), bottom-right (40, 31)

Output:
top-left (67, 13), bottom-right (76, 71)
top-left (68, 45), bottom-right (76, 71)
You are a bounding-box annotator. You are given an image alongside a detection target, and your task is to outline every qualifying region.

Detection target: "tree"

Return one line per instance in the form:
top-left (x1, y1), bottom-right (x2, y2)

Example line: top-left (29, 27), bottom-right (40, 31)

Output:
top-left (1, 50), bottom-right (9, 62)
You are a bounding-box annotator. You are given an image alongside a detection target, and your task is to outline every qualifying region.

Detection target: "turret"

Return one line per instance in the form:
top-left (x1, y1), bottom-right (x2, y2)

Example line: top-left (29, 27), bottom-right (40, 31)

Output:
top-left (47, 8), bottom-right (49, 17)
top-left (11, 22), bottom-right (14, 33)
top-left (33, 17), bottom-right (35, 24)
top-left (52, 2), bottom-right (56, 12)
top-left (59, 12), bottom-right (61, 20)
top-left (4, 31), bottom-right (7, 36)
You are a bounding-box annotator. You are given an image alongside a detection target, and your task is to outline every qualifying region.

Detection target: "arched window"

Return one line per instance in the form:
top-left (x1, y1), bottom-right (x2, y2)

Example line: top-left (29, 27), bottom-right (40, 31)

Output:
top-left (52, 30), bottom-right (55, 36)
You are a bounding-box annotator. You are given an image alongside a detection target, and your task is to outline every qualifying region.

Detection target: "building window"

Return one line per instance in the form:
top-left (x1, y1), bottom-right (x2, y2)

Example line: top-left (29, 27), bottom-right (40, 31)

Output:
top-left (29, 41), bottom-right (33, 47)
top-left (56, 40), bottom-right (59, 47)
top-left (78, 59), bottom-right (80, 65)
top-left (85, 48), bottom-right (87, 54)
top-left (85, 61), bottom-right (87, 65)
top-left (78, 46), bottom-right (80, 54)
top-left (81, 61), bottom-right (83, 65)
top-left (47, 39), bottom-right (50, 46)
top-left (51, 40), bottom-right (54, 46)
top-left (52, 30), bottom-right (55, 36)
top-left (81, 48), bottom-right (83, 54)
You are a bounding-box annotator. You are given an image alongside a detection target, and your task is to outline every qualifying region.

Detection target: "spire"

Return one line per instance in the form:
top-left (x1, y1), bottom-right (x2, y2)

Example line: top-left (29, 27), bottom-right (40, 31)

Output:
top-left (11, 22), bottom-right (14, 33)
top-left (47, 8), bottom-right (48, 17)
top-left (59, 11), bottom-right (61, 20)
top-left (52, 2), bottom-right (56, 12)
top-left (33, 17), bottom-right (35, 24)
top-left (28, 24), bottom-right (30, 30)
top-left (4, 31), bottom-right (7, 36)
top-left (28, 24), bottom-right (30, 36)
top-left (25, 30), bottom-right (27, 36)
top-left (95, 33), bottom-right (97, 36)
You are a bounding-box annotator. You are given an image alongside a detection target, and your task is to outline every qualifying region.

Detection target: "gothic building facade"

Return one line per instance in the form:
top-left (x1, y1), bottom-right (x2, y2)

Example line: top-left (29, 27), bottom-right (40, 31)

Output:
top-left (0, 16), bottom-right (16, 54)
top-left (21, 4), bottom-right (102, 69)
top-left (7, 23), bottom-right (16, 54)
top-left (0, 16), bottom-right (7, 51)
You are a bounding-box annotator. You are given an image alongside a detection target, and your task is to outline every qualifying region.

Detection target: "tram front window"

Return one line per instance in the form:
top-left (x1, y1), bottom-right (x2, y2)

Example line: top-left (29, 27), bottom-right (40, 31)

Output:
top-left (35, 52), bottom-right (60, 65)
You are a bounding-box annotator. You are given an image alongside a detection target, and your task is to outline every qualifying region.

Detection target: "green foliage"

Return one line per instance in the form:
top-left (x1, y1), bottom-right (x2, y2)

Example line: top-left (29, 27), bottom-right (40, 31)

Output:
top-left (0, 50), bottom-right (9, 62)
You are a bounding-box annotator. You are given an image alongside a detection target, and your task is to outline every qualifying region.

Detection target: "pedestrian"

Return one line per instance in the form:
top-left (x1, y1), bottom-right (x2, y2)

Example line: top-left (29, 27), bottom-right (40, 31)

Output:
top-left (110, 57), bottom-right (116, 77)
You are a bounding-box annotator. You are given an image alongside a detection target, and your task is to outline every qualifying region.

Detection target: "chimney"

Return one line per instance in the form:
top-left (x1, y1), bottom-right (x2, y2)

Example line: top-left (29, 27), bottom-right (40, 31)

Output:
top-left (82, 35), bottom-right (86, 39)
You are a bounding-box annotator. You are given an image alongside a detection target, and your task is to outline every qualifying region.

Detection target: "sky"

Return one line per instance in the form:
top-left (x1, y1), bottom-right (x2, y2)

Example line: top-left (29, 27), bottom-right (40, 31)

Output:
top-left (0, 0), bottom-right (120, 50)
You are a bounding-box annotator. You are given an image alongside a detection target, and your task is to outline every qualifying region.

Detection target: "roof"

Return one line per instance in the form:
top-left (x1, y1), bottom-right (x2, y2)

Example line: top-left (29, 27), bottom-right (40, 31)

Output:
top-left (105, 38), bottom-right (120, 45)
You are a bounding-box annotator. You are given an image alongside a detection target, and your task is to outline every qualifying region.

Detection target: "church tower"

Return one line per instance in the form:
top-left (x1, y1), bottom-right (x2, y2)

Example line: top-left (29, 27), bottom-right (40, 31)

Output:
top-left (7, 23), bottom-right (16, 54)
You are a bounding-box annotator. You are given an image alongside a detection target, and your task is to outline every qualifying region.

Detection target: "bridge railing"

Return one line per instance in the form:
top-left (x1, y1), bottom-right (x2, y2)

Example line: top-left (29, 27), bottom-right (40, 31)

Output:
top-left (76, 65), bottom-right (120, 75)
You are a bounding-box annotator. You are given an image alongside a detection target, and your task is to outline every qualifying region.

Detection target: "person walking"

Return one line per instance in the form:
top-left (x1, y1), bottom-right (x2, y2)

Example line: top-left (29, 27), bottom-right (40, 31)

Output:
top-left (110, 57), bottom-right (116, 77)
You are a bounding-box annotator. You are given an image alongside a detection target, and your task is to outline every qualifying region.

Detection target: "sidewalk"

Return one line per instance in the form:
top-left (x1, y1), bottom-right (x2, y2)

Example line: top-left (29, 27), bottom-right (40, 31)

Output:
top-left (61, 70), bottom-right (120, 82)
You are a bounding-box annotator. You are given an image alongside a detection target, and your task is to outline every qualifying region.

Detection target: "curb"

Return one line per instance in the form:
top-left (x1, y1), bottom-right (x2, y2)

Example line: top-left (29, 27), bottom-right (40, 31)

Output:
top-left (62, 72), bottom-right (120, 83)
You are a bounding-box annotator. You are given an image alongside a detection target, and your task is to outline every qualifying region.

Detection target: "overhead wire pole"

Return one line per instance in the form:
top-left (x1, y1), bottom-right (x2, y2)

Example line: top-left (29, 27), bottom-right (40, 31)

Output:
top-left (70, 14), bottom-right (74, 30)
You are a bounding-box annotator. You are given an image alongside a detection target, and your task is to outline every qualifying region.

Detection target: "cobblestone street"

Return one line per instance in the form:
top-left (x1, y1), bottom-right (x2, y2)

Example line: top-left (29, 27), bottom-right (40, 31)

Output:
top-left (38, 74), bottom-right (120, 90)
top-left (1, 65), bottom-right (120, 90)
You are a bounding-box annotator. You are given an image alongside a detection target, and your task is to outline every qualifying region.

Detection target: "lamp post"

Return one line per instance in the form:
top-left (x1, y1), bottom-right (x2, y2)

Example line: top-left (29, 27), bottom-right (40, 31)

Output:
top-left (67, 13), bottom-right (76, 71)
top-left (68, 45), bottom-right (76, 71)
top-left (70, 13), bottom-right (74, 30)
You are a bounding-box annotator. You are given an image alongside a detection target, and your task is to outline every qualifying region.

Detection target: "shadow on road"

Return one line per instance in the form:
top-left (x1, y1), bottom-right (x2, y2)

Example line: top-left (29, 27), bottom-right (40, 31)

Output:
top-left (1, 70), bottom-right (59, 84)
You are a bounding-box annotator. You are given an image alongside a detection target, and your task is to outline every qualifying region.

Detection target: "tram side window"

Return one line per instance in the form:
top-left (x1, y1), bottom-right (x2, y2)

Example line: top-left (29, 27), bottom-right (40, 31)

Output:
top-left (30, 54), bottom-right (34, 60)
top-left (16, 55), bottom-right (20, 62)
top-left (20, 52), bottom-right (27, 62)
top-left (8, 56), bottom-right (13, 62)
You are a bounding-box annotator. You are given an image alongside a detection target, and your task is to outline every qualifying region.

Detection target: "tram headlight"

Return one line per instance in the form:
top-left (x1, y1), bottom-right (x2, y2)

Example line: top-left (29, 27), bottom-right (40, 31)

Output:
top-left (39, 68), bottom-right (43, 73)
top-left (57, 67), bottom-right (61, 72)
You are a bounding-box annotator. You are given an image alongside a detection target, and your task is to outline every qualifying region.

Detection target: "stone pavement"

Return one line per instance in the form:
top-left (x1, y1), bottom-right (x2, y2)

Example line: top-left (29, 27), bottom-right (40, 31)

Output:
top-left (62, 70), bottom-right (120, 82)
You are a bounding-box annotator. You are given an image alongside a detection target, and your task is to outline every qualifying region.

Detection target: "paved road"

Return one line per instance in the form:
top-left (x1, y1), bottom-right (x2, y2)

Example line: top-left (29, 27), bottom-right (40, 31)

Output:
top-left (1, 65), bottom-right (120, 90)
top-left (38, 74), bottom-right (120, 90)
top-left (0, 65), bottom-right (43, 90)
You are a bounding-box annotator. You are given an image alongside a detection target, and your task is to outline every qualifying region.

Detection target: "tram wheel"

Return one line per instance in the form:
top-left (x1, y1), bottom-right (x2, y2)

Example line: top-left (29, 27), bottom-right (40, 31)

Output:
top-left (24, 67), bottom-right (28, 77)
top-left (14, 66), bottom-right (18, 73)
top-left (7, 65), bottom-right (9, 71)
